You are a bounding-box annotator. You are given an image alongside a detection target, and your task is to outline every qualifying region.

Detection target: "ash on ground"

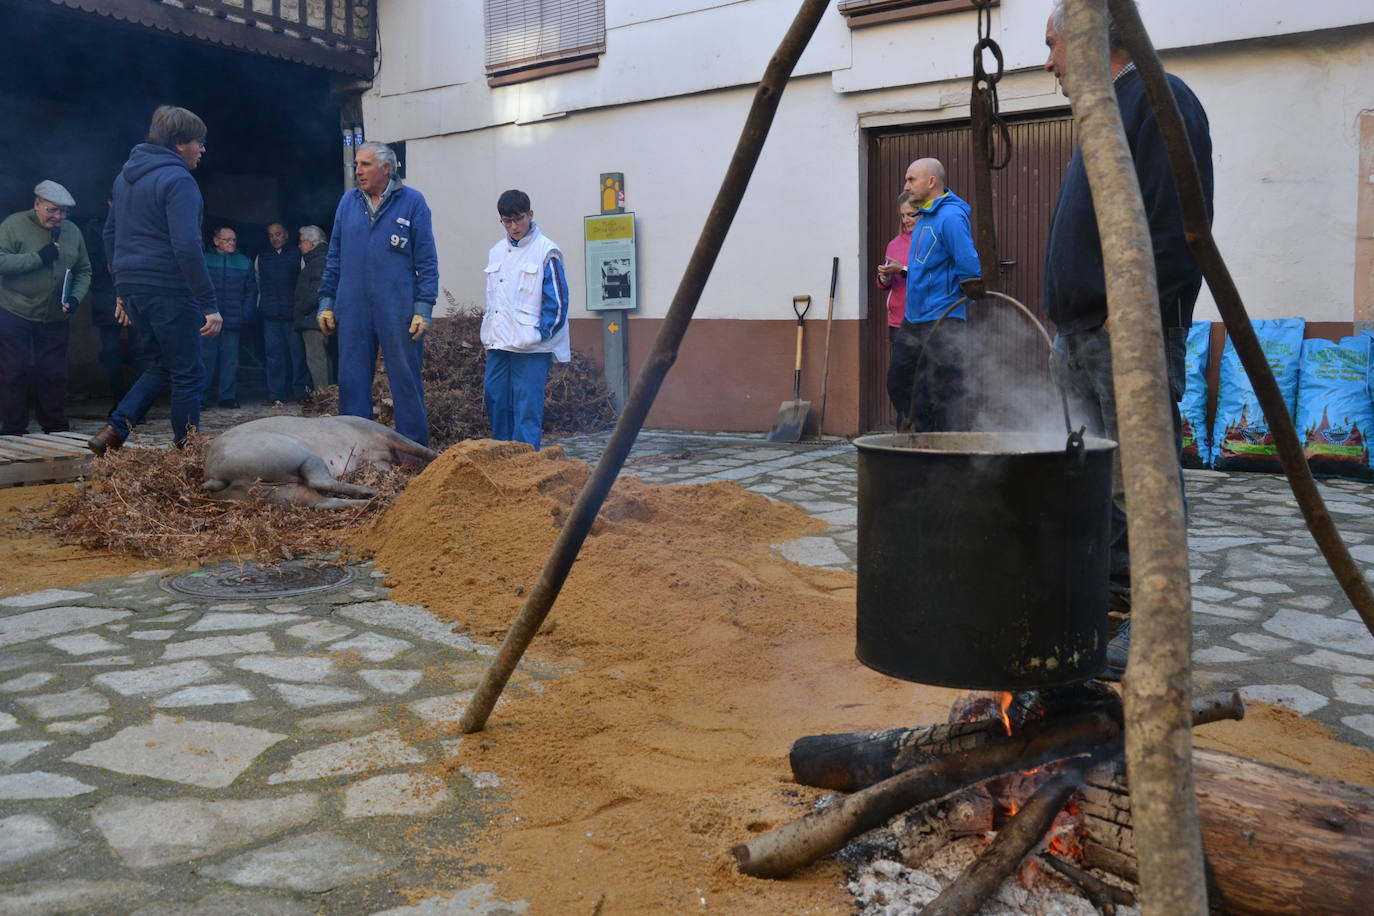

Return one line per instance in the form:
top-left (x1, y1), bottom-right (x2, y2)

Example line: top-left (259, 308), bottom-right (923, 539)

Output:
top-left (843, 828), bottom-right (1141, 916)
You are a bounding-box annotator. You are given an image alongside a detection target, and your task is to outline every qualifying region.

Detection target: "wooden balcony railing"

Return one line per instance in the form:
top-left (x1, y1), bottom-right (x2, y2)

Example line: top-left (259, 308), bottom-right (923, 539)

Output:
top-left (48, 0), bottom-right (378, 77)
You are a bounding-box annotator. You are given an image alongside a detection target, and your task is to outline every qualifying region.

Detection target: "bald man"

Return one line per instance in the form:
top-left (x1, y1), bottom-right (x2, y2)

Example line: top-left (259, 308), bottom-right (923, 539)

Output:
top-left (885, 157), bottom-right (983, 431)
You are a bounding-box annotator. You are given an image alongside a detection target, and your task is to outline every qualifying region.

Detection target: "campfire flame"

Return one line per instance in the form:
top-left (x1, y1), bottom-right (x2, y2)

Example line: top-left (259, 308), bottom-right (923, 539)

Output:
top-left (996, 691), bottom-right (1014, 736)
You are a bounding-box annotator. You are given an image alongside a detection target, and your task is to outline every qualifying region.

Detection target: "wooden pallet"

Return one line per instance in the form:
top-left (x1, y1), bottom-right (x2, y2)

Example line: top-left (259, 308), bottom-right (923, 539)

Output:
top-left (0, 432), bottom-right (95, 488)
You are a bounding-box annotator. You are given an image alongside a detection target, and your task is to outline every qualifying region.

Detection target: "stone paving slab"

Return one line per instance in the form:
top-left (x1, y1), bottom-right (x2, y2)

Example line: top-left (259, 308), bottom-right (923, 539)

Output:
top-left (1, 428), bottom-right (1372, 912)
top-left (0, 561), bottom-right (527, 912)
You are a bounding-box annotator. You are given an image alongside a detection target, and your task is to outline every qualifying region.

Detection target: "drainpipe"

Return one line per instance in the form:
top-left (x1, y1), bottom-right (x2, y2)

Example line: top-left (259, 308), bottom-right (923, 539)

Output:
top-left (330, 76), bottom-right (372, 191)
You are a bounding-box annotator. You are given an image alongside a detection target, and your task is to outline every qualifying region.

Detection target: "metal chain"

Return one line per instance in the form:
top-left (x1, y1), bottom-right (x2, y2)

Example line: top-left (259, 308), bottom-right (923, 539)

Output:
top-left (971, 0), bottom-right (1012, 169)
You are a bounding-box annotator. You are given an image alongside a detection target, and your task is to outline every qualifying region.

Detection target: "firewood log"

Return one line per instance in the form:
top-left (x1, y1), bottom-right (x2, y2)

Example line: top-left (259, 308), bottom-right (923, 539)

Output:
top-left (791, 691), bottom-right (1243, 793)
top-left (1081, 748), bottom-right (1374, 915)
top-left (733, 712), bottom-right (1119, 879)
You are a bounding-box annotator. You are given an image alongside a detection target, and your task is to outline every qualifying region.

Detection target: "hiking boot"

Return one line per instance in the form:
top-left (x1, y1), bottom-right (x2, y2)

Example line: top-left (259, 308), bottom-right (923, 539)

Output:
top-left (1100, 617), bottom-right (1131, 682)
top-left (87, 424), bottom-right (125, 457)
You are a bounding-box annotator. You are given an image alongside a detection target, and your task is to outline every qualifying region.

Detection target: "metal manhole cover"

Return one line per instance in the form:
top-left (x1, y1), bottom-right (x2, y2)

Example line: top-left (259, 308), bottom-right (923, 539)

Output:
top-left (164, 560), bottom-right (356, 599)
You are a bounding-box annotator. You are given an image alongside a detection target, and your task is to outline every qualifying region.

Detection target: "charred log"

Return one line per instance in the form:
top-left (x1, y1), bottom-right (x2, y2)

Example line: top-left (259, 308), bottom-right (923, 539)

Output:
top-left (791, 690), bottom-right (1240, 793)
top-left (1039, 850), bottom-right (1136, 914)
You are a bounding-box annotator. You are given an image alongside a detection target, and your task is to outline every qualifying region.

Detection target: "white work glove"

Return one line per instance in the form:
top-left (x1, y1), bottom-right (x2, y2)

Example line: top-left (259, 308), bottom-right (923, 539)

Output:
top-left (409, 314), bottom-right (430, 341)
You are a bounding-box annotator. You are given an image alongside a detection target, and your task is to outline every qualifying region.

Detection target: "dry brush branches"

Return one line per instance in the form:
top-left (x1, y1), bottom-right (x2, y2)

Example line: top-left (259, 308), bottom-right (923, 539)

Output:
top-left (23, 432), bottom-right (412, 564)
top-left (308, 309), bottom-right (616, 450)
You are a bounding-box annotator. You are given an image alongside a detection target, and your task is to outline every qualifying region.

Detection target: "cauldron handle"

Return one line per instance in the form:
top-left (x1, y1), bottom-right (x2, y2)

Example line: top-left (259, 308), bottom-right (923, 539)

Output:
top-left (902, 291), bottom-right (1076, 441)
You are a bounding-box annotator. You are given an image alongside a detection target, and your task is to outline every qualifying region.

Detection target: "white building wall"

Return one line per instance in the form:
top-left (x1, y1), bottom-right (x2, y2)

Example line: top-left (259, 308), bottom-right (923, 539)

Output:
top-left (368, 1), bottom-right (1374, 326)
top-left (410, 74), bottom-right (863, 321)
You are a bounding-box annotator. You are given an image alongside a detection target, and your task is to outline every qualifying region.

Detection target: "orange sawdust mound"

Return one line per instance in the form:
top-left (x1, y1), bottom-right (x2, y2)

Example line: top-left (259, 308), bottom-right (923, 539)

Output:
top-left (353, 440), bottom-right (964, 913)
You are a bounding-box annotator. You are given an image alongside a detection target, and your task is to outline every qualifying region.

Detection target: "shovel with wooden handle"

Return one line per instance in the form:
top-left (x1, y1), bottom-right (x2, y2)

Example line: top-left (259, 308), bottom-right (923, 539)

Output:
top-left (768, 295), bottom-right (812, 441)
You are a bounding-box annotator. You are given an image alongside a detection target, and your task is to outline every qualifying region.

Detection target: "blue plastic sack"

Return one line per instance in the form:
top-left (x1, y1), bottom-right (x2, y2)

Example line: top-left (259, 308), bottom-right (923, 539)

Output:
top-left (1178, 320), bottom-right (1212, 468)
top-left (1211, 318), bottom-right (1305, 472)
top-left (1296, 335), bottom-right (1374, 480)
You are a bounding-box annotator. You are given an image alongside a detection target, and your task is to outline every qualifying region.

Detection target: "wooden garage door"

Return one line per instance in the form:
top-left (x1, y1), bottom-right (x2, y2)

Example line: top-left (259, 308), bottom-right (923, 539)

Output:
top-left (862, 112), bottom-right (1077, 431)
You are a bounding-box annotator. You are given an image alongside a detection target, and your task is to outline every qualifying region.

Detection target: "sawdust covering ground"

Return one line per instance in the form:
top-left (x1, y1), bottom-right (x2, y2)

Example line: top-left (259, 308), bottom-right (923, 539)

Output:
top-left (356, 441), bottom-right (1374, 913)
top-left (0, 483), bottom-right (162, 596)
top-left (355, 440), bottom-right (962, 913)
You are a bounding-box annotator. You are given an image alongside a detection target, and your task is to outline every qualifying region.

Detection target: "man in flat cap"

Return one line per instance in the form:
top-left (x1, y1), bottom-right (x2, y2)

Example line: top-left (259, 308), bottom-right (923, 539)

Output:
top-left (0, 180), bottom-right (91, 435)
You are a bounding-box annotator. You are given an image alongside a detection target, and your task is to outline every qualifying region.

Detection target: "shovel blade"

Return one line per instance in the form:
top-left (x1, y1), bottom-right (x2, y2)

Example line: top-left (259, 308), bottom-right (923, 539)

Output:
top-left (767, 399), bottom-right (811, 442)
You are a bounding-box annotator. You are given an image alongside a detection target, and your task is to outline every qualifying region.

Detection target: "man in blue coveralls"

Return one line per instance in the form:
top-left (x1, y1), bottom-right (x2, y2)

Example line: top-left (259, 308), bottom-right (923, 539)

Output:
top-left (479, 189), bottom-right (570, 450)
top-left (316, 141), bottom-right (438, 447)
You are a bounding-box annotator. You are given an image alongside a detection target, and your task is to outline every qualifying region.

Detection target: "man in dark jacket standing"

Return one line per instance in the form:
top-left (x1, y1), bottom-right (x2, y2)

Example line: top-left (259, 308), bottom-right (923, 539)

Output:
top-left (1042, 1), bottom-right (1213, 677)
top-left (201, 226), bottom-right (255, 409)
top-left (257, 222), bottom-right (303, 404)
top-left (0, 180), bottom-right (91, 435)
top-left (89, 105), bottom-right (222, 454)
top-left (293, 225), bottom-right (329, 398)
top-left (82, 199), bottom-right (137, 406)
top-left (318, 141), bottom-right (438, 447)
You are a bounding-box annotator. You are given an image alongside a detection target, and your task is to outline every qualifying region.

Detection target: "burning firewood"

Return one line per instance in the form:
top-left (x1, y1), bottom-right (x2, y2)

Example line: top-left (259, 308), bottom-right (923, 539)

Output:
top-left (920, 760), bottom-right (1097, 916)
top-left (730, 711), bottom-right (1120, 879)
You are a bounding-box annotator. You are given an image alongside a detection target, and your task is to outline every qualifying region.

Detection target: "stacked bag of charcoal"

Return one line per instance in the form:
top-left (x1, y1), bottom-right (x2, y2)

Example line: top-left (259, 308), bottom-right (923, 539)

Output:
top-left (1175, 318), bottom-right (1374, 480)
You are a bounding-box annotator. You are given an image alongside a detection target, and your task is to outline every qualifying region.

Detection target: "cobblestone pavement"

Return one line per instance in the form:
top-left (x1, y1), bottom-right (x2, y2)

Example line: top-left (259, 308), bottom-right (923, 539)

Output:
top-left (3, 428), bottom-right (1373, 913)
top-left (0, 563), bottom-right (538, 914)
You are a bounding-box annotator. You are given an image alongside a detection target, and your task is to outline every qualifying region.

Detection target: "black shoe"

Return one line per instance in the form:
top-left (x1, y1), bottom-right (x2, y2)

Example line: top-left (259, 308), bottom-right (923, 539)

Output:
top-left (218, 399), bottom-right (240, 409)
top-left (1100, 618), bottom-right (1131, 682)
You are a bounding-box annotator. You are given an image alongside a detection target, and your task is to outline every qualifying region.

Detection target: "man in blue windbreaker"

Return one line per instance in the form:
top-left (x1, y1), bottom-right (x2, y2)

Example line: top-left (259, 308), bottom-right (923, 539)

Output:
top-left (317, 141), bottom-right (438, 447)
top-left (885, 157), bottom-right (983, 432)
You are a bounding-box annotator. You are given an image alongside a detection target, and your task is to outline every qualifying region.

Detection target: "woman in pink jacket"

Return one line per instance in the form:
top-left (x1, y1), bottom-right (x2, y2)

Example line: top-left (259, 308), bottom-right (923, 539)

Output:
top-left (875, 191), bottom-right (917, 345)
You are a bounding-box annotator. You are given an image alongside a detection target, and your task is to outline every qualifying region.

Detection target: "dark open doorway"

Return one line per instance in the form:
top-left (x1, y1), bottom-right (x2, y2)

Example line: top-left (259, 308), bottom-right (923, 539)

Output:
top-left (0, 0), bottom-right (348, 403)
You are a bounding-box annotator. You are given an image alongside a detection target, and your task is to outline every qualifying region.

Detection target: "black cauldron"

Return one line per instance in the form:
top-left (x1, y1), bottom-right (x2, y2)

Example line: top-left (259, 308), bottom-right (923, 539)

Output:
top-left (855, 431), bottom-right (1116, 690)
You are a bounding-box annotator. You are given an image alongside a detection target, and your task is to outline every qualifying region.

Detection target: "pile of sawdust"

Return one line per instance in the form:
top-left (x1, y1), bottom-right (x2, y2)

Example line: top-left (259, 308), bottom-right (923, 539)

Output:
top-left (354, 440), bottom-right (962, 913)
top-left (353, 441), bottom-right (1374, 913)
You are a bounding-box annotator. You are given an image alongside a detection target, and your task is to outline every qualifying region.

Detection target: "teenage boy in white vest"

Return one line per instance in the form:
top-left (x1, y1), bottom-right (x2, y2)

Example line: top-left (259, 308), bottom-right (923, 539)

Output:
top-left (480, 189), bottom-right (570, 449)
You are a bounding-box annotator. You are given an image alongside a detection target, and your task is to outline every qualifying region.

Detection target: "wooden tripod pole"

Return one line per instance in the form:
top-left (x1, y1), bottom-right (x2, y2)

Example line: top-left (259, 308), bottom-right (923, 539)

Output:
top-left (458, 0), bottom-right (833, 735)
top-left (1061, 1), bottom-right (1205, 912)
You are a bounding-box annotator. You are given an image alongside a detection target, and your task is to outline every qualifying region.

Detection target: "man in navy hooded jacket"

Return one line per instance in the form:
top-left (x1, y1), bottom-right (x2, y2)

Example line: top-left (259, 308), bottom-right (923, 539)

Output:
top-left (1042, 1), bottom-right (1213, 678)
top-left (885, 157), bottom-right (983, 432)
top-left (89, 105), bottom-right (221, 455)
top-left (317, 141), bottom-right (438, 447)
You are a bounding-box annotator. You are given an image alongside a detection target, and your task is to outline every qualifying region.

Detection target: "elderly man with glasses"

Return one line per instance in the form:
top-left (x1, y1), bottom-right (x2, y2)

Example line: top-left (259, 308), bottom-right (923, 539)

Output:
top-left (0, 180), bottom-right (91, 436)
top-left (317, 141), bottom-right (438, 447)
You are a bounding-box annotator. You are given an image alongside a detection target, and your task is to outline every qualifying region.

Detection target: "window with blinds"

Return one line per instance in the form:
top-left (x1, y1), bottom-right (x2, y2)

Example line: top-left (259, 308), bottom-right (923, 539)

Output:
top-left (484, 0), bottom-right (606, 80)
top-left (837, 0), bottom-right (995, 29)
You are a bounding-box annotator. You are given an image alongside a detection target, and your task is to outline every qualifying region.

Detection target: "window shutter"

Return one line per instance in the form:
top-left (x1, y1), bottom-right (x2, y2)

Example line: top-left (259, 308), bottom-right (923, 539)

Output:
top-left (837, 0), bottom-right (995, 28)
top-left (484, 0), bottom-right (606, 74)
